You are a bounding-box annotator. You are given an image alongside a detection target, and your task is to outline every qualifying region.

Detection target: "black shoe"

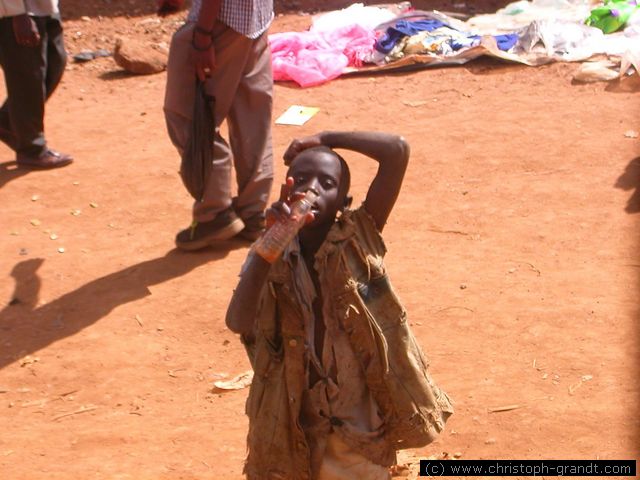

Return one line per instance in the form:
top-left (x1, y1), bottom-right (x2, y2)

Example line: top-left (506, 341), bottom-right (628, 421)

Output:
top-left (237, 214), bottom-right (265, 241)
top-left (175, 207), bottom-right (245, 251)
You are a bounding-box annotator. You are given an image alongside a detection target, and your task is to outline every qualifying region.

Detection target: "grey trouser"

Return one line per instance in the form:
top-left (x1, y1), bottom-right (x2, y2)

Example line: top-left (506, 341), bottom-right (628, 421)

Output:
top-left (0, 14), bottom-right (67, 157)
top-left (164, 21), bottom-right (274, 223)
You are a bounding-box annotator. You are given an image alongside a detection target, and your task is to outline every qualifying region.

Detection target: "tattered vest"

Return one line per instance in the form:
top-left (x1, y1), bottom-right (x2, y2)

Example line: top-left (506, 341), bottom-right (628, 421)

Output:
top-left (242, 206), bottom-right (453, 480)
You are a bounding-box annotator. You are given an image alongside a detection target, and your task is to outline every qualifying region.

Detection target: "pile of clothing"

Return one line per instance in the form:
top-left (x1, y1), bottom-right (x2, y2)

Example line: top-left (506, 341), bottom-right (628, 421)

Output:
top-left (269, 3), bottom-right (522, 87)
top-left (269, 1), bottom-right (640, 87)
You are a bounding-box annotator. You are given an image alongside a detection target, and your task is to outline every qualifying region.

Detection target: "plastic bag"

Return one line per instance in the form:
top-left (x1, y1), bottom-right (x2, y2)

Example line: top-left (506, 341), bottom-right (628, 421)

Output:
top-left (180, 81), bottom-right (214, 201)
top-left (585, 0), bottom-right (640, 34)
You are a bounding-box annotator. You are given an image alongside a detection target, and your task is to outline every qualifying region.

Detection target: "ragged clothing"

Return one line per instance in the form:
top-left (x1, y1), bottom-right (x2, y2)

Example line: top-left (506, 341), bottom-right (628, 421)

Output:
top-left (241, 205), bottom-right (453, 480)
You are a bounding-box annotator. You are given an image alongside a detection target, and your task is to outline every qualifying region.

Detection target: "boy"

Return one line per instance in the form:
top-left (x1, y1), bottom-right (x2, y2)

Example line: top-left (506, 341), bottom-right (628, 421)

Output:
top-left (226, 131), bottom-right (453, 480)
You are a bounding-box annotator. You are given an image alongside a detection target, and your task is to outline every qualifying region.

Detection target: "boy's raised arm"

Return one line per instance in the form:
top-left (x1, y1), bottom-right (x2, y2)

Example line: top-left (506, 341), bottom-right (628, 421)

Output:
top-left (225, 253), bottom-right (271, 336)
top-left (284, 131), bottom-right (410, 232)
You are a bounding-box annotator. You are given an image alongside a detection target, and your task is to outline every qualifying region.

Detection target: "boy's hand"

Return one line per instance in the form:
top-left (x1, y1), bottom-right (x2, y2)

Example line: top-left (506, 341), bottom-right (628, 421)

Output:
top-left (157, 0), bottom-right (184, 17)
top-left (265, 177), bottom-right (314, 228)
top-left (283, 134), bottom-right (324, 166)
top-left (12, 15), bottom-right (40, 47)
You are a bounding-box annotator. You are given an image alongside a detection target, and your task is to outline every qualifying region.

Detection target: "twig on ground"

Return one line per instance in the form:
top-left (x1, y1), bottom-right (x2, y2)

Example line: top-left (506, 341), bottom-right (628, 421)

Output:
top-left (488, 404), bottom-right (523, 413)
top-left (52, 405), bottom-right (97, 421)
top-left (434, 306), bottom-right (475, 314)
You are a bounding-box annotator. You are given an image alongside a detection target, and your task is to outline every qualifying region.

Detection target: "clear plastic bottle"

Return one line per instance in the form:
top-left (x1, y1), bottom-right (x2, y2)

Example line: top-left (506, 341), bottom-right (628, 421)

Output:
top-left (254, 190), bottom-right (319, 263)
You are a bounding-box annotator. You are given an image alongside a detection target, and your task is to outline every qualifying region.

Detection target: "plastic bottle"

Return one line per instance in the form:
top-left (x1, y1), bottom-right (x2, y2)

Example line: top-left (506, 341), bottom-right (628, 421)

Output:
top-left (254, 190), bottom-right (319, 263)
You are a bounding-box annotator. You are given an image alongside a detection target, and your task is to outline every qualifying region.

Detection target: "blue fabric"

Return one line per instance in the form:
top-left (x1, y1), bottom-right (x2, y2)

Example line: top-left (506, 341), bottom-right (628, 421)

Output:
top-left (375, 19), bottom-right (446, 54)
top-left (494, 33), bottom-right (519, 51)
top-left (375, 18), bottom-right (519, 55)
top-left (451, 33), bottom-right (519, 51)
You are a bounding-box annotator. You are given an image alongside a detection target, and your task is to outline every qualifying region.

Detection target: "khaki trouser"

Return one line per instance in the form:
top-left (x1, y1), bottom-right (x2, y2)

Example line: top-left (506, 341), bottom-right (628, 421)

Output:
top-left (317, 434), bottom-right (391, 480)
top-left (164, 21), bottom-right (274, 223)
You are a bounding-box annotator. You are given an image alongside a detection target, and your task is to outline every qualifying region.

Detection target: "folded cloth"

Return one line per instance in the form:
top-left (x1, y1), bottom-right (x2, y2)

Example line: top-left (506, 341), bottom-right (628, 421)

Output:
top-left (375, 19), bottom-right (446, 54)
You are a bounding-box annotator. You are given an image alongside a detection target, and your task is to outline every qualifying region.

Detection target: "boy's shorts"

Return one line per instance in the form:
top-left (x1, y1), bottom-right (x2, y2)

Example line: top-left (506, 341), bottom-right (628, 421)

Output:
top-left (317, 433), bottom-right (391, 480)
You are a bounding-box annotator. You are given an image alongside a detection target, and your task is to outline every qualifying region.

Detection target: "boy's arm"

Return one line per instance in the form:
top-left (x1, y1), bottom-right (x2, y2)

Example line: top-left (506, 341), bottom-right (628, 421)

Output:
top-left (225, 252), bottom-right (271, 337)
top-left (284, 131), bottom-right (410, 232)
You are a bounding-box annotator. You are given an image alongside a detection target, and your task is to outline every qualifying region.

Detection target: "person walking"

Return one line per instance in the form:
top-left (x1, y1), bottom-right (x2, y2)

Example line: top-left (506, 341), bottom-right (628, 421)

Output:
top-left (0, 0), bottom-right (73, 168)
top-left (161, 0), bottom-right (274, 250)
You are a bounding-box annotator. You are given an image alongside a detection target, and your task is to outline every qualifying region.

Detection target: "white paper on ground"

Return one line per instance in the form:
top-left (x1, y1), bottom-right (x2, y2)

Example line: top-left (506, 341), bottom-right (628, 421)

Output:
top-left (275, 105), bottom-right (320, 126)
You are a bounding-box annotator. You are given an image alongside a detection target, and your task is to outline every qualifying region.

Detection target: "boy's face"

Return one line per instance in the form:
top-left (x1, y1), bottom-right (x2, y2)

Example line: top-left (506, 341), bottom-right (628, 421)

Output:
top-left (287, 149), bottom-right (346, 228)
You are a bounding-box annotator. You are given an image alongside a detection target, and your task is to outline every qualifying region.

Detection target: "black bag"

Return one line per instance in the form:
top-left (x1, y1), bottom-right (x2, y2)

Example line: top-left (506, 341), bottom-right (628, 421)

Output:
top-left (180, 80), bottom-right (215, 201)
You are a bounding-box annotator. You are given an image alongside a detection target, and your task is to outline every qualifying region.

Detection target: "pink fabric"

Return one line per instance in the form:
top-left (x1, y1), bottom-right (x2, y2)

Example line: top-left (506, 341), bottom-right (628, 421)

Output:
top-left (269, 24), bottom-right (376, 87)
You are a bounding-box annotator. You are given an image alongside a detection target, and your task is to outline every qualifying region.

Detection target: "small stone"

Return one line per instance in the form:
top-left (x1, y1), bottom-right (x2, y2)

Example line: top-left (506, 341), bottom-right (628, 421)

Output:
top-left (58, 247), bottom-right (65, 253)
top-left (81, 15), bottom-right (91, 21)
top-left (485, 438), bottom-right (497, 445)
top-left (50, 233), bottom-right (58, 240)
top-left (624, 130), bottom-right (638, 138)
top-left (70, 209), bottom-right (81, 216)
top-left (89, 202), bottom-right (99, 208)
top-left (460, 284), bottom-right (467, 290)
top-left (453, 452), bottom-right (463, 459)
top-left (30, 219), bottom-right (41, 226)
top-left (72, 181), bottom-right (80, 186)
top-left (31, 195), bottom-right (40, 201)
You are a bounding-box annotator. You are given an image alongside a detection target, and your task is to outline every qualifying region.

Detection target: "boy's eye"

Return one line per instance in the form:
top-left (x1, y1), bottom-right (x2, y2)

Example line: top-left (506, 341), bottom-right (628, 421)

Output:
top-left (322, 179), bottom-right (336, 189)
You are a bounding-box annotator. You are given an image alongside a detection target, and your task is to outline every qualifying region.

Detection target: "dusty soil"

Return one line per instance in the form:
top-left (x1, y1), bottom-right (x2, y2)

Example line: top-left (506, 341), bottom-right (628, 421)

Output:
top-left (1, 1), bottom-right (639, 479)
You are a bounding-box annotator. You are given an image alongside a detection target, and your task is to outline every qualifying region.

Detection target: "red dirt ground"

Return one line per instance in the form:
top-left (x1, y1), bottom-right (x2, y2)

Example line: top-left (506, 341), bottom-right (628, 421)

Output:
top-left (1, 1), bottom-right (639, 479)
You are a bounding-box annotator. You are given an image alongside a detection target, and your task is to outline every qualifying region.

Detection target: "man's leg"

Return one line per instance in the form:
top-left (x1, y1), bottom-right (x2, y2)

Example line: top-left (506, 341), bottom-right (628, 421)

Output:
top-left (0, 16), bottom-right (47, 158)
top-left (0, 18), bottom-right (17, 150)
top-left (164, 23), bottom-right (197, 158)
top-left (165, 22), bottom-right (255, 249)
top-left (195, 23), bottom-right (263, 224)
top-left (0, 16), bottom-right (71, 167)
top-left (44, 15), bottom-right (67, 101)
top-left (226, 32), bottom-right (274, 238)
top-left (0, 103), bottom-right (16, 150)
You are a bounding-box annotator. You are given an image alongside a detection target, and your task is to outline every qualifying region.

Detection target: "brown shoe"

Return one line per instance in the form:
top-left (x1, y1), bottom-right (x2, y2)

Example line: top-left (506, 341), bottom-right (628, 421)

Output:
top-left (175, 207), bottom-right (245, 251)
top-left (17, 149), bottom-right (73, 169)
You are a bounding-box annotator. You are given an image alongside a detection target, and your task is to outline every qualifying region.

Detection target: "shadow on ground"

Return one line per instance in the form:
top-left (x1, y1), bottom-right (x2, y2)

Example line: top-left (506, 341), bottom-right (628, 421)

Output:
top-left (615, 156), bottom-right (640, 214)
top-left (0, 244), bottom-right (246, 369)
top-left (0, 161), bottom-right (32, 189)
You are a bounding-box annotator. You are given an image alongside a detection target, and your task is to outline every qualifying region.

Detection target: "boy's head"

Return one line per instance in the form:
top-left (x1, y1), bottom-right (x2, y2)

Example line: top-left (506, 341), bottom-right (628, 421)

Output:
top-left (286, 146), bottom-right (352, 227)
